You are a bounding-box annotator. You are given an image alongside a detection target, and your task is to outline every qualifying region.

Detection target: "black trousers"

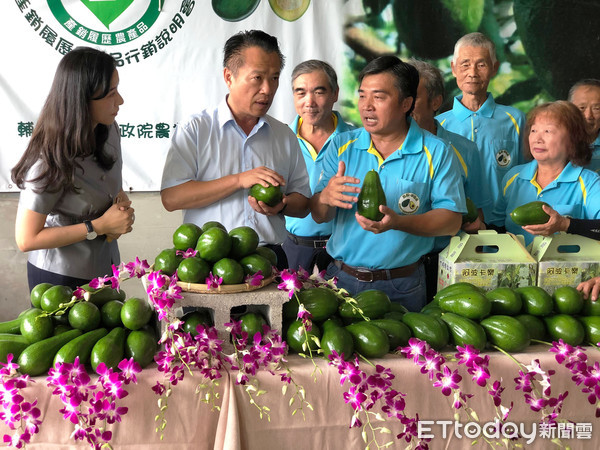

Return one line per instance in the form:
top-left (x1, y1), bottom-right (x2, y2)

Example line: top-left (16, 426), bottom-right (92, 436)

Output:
top-left (263, 244), bottom-right (289, 272)
top-left (422, 251), bottom-right (441, 304)
top-left (27, 262), bottom-right (90, 292)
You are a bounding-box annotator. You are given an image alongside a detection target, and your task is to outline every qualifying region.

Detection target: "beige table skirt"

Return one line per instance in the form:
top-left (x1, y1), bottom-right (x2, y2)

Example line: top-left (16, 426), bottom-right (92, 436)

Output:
top-left (2, 345), bottom-right (598, 449)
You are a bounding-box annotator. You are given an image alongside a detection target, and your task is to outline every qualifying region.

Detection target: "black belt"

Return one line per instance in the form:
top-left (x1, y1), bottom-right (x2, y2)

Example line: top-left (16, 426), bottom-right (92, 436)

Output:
top-left (334, 260), bottom-right (420, 282)
top-left (288, 233), bottom-right (330, 249)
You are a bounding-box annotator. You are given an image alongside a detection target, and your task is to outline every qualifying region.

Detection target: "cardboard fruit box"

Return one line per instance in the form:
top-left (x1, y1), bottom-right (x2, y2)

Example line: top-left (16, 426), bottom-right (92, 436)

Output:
top-left (529, 232), bottom-right (600, 293)
top-left (437, 230), bottom-right (537, 292)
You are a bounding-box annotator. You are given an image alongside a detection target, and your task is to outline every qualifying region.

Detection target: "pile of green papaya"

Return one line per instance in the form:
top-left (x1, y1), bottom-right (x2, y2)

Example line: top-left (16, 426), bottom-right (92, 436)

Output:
top-left (283, 287), bottom-right (412, 360)
top-left (281, 281), bottom-right (600, 360)
top-left (424, 282), bottom-right (600, 353)
top-left (0, 282), bottom-right (158, 376)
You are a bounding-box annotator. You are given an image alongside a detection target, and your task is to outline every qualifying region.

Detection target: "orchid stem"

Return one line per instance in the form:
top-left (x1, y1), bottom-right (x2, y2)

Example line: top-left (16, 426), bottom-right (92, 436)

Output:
top-left (531, 339), bottom-right (552, 346)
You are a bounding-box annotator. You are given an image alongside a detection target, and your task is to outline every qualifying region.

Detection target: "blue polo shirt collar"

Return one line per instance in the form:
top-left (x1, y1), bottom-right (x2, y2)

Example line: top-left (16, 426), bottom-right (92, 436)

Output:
top-left (290, 114), bottom-right (301, 133)
top-left (290, 111), bottom-right (346, 134)
top-left (557, 162), bottom-right (584, 182)
top-left (452, 93), bottom-right (496, 121)
top-left (517, 160), bottom-right (583, 183)
top-left (399, 117), bottom-right (425, 155)
top-left (356, 118), bottom-right (423, 157)
top-left (354, 127), bottom-right (373, 150)
top-left (435, 119), bottom-right (451, 140)
top-left (515, 160), bottom-right (536, 181)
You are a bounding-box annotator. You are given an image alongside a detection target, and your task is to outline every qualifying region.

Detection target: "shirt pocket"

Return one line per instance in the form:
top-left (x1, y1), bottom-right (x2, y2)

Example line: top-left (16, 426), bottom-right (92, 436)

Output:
top-left (492, 139), bottom-right (519, 172)
top-left (387, 179), bottom-right (431, 215)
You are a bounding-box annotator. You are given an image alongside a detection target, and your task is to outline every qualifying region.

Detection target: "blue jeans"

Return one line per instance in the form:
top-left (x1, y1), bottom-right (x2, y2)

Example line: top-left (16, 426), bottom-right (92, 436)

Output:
top-left (326, 261), bottom-right (426, 312)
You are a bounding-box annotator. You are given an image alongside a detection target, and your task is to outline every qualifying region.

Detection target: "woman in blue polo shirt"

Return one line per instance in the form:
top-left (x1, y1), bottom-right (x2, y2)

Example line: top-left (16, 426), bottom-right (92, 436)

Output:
top-left (487, 101), bottom-right (600, 245)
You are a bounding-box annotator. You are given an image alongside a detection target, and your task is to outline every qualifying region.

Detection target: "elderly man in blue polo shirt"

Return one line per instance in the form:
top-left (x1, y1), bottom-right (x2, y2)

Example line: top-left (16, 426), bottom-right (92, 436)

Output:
top-left (283, 60), bottom-right (355, 273)
top-left (310, 56), bottom-right (466, 311)
top-left (160, 30), bottom-right (311, 269)
top-left (409, 58), bottom-right (491, 302)
top-left (568, 79), bottom-right (600, 173)
top-left (436, 32), bottom-right (525, 220)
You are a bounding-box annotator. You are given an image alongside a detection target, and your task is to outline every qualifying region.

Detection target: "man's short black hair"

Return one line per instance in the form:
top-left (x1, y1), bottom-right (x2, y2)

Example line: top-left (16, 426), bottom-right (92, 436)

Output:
top-left (223, 30), bottom-right (285, 75)
top-left (359, 55), bottom-right (419, 116)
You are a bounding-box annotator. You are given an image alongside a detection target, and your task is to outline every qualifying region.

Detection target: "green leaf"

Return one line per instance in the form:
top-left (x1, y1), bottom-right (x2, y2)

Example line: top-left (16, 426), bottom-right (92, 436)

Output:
top-left (441, 0), bottom-right (485, 32)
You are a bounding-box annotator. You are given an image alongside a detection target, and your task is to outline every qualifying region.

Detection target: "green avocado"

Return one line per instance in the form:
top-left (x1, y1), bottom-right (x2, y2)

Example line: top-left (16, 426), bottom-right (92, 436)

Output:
top-left (510, 201), bottom-right (550, 226)
top-left (249, 183), bottom-right (283, 207)
top-left (462, 197), bottom-right (478, 224)
top-left (357, 170), bottom-right (387, 221)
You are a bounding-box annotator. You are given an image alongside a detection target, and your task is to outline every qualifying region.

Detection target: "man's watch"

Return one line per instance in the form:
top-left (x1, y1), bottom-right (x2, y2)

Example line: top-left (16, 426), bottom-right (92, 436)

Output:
top-left (84, 220), bottom-right (97, 240)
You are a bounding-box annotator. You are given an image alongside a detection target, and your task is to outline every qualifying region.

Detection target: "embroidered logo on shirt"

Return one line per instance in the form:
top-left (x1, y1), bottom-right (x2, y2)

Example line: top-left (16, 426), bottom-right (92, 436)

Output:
top-left (398, 193), bottom-right (420, 214)
top-left (496, 150), bottom-right (511, 167)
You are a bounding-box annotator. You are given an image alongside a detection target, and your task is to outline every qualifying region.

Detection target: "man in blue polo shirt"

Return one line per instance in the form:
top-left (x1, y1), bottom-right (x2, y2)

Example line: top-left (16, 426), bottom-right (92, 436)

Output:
top-left (436, 32), bottom-right (525, 220)
top-left (409, 58), bottom-right (491, 301)
top-left (160, 30), bottom-right (311, 270)
top-left (568, 79), bottom-right (600, 173)
top-left (310, 56), bottom-right (466, 311)
top-left (283, 60), bottom-right (354, 273)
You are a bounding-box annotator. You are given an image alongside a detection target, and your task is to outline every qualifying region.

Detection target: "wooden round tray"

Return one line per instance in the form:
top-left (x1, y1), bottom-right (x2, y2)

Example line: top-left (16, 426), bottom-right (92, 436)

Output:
top-left (176, 274), bottom-right (276, 294)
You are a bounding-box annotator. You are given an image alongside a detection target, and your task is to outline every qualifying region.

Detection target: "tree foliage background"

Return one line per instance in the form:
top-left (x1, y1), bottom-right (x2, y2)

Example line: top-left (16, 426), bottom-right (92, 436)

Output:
top-left (341, 0), bottom-right (600, 125)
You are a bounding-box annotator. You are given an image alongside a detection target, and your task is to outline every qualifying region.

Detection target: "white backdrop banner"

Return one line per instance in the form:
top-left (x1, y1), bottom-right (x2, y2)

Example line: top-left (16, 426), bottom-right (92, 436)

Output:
top-left (0, 0), bottom-right (345, 192)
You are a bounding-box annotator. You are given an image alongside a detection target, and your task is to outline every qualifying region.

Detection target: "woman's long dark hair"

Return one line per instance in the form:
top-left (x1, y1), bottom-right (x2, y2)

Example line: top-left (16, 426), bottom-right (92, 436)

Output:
top-left (11, 47), bottom-right (118, 193)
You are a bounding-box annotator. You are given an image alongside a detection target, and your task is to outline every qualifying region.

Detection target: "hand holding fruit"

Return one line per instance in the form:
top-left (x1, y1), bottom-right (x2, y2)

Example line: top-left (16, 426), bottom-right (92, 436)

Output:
top-left (319, 161), bottom-right (360, 209)
top-left (248, 175), bottom-right (285, 216)
top-left (522, 204), bottom-right (569, 236)
top-left (461, 216), bottom-right (483, 233)
top-left (237, 166), bottom-right (285, 190)
top-left (355, 205), bottom-right (397, 234)
top-left (248, 193), bottom-right (286, 216)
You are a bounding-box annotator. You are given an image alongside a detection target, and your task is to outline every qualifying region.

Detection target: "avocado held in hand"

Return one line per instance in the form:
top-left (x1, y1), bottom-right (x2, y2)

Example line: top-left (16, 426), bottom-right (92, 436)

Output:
top-left (249, 183), bottom-right (283, 207)
top-left (462, 197), bottom-right (478, 224)
top-left (510, 201), bottom-right (551, 226)
top-left (357, 170), bottom-right (387, 221)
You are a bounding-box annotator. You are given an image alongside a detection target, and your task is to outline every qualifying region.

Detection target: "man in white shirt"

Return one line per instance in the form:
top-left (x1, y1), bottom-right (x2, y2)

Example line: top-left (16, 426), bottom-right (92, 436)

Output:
top-left (161, 30), bottom-right (311, 269)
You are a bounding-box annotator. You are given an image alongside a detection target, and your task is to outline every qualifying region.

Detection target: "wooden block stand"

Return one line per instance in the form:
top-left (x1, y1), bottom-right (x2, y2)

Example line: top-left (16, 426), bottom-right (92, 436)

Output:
top-left (152, 283), bottom-right (289, 353)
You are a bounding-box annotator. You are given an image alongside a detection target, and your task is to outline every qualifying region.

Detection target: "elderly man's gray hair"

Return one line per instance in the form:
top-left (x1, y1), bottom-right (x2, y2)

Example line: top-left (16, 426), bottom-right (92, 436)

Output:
top-left (452, 32), bottom-right (497, 66)
top-left (407, 58), bottom-right (445, 102)
top-left (291, 60), bottom-right (338, 92)
top-left (568, 79), bottom-right (600, 101)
